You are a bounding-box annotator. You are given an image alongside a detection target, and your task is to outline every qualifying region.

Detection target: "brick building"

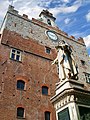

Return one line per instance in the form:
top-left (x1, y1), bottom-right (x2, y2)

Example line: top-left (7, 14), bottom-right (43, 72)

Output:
top-left (0, 5), bottom-right (90, 120)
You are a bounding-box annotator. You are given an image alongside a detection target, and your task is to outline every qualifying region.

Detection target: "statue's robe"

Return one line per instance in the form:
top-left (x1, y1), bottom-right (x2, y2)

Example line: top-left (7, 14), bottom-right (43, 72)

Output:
top-left (54, 45), bottom-right (78, 80)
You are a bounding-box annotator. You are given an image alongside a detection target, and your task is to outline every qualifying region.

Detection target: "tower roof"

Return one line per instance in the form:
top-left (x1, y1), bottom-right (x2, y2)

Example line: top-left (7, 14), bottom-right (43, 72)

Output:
top-left (39, 10), bottom-right (56, 20)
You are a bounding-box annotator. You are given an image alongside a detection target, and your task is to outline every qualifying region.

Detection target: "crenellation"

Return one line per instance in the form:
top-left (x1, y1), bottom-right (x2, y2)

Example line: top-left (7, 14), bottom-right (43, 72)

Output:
top-left (78, 37), bottom-right (85, 44)
top-left (8, 5), bottom-right (18, 15)
top-left (8, 5), bottom-right (14, 11)
top-left (2, 6), bottom-right (85, 49)
top-left (4, 5), bottom-right (86, 48)
top-left (62, 31), bottom-right (68, 36)
top-left (70, 35), bottom-right (75, 39)
top-left (22, 14), bottom-right (28, 19)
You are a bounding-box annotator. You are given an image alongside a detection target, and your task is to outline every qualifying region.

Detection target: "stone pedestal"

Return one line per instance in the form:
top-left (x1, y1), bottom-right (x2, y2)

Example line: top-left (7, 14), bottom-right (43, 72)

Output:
top-left (51, 79), bottom-right (90, 120)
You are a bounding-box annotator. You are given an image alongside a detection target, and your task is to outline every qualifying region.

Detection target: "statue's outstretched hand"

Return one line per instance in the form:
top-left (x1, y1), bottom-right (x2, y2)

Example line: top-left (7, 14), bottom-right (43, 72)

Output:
top-left (51, 58), bottom-right (58, 65)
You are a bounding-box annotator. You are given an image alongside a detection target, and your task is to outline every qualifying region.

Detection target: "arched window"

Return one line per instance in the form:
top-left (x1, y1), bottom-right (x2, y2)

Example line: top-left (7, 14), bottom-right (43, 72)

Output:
top-left (45, 111), bottom-right (50, 120)
top-left (42, 86), bottom-right (48, 95)
top-left (17, 80), bottom-right (25, 90)
top-left (17, 107), bottom-right (24, 118)
top-left (47, 19), bottom-right (51, 26)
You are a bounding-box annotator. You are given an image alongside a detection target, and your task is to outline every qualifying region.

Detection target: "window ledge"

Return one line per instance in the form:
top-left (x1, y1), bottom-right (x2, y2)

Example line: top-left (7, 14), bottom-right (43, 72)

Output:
top-left (17, 89), bottom-right (26, 91)
top-left (10, 58), bottom-right (22, 63)
top-left (17, 117), bottom-right (25, 119)
top-left (42, 94), bottom-right (50, 96)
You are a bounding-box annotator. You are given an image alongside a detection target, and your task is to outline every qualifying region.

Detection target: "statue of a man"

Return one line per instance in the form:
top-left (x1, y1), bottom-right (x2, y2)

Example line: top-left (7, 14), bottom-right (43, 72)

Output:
top-left (52, 40), bottom-right (78, 81)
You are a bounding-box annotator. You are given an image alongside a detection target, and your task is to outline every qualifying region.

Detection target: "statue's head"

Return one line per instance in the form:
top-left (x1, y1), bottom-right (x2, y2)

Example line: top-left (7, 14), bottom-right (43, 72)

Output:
top-left (56, 40), bottom-right (68, 50)
top-left (59, 40), bottom-right (65, 45)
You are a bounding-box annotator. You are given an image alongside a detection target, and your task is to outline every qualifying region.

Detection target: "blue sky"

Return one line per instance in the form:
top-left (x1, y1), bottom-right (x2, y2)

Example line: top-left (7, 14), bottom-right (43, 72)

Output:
top-left (0, 0), bottom-right (90, 55)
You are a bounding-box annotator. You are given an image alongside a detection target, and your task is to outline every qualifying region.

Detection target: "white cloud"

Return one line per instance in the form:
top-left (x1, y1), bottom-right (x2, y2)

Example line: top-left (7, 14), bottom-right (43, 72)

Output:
top-left (0, 0), bottom-right (10, 27)
top-left (38, 0), bottom-right (53, 8)
top-left (8, 0), bottom-right (82, 18)
top-left (0, 0), bottom-right (82, 21)
top-left (83, 35), bottom-right (90, 48)
top-left (64, 18), bottom-right (71, 24)
top-left (86, 11), bottom-right (90, 22)
top-left (0, 1), bottom-right (9, 17)
top-left (62, 0), bottom-right (69, 3)
top-left (49, 1), bottom-right (81, 16)
top-left (19, 5), bottom-right (44, 19)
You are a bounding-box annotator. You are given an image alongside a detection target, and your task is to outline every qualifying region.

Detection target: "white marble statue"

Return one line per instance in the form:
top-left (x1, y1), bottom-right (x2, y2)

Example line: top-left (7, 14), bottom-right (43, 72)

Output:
top-left (52, 40), bottom-right (78, 81)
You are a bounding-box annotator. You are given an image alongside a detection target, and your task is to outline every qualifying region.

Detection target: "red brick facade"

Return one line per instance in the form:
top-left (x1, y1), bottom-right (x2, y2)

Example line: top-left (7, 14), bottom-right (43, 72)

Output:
top-left (0, 28), bottom-right (58, 120)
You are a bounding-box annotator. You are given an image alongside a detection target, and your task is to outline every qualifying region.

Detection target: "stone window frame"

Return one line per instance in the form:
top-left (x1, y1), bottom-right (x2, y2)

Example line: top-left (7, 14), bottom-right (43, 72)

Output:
top-left (10, 48), bottom-right (22, 62)
top-left (84, 72), bottom-right (90, 83)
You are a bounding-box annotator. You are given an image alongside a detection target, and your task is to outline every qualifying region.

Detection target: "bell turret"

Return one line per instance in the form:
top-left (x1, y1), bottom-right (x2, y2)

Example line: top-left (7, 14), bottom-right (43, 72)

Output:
top-left (39, 10), bottom-right (57, 28)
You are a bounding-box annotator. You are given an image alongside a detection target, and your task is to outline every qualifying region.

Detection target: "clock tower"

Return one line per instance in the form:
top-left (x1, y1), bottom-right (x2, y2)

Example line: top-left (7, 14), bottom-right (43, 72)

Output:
top-left (39, 9), bottom-right (57, 28)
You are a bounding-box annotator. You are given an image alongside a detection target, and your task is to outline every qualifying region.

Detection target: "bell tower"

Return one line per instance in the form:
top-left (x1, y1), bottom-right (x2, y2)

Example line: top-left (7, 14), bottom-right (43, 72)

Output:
top-left (39, 10), bottom-right (57, 28)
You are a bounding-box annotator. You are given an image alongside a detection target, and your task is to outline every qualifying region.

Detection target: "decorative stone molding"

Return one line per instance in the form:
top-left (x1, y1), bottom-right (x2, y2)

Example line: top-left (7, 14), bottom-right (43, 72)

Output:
top-left (55, 94), bottom-right (77, 110)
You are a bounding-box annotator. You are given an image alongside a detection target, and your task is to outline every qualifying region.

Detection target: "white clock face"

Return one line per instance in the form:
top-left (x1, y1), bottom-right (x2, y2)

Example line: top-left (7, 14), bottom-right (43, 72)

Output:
top-left (46, 31), bottom-right (58, 41)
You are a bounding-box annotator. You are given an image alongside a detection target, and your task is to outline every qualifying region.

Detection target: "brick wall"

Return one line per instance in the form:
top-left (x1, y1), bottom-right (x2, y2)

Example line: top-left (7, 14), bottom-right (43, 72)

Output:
top-left (0, 29), bottom-right (58, 120)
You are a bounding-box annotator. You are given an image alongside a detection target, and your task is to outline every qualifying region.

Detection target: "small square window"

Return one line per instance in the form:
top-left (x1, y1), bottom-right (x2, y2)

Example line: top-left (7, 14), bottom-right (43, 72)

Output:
top-left (42, 86), bottom-right (48, 95)
top-left (10, 49), bottom-right (21, 61)
top-left (81, 60), bottom-right (85, 65)
top-left (85, 73), bottom-right (90, 83)
top-left (47, 19), bottom-right (51, 26)
top-left (17, 80), bottom-right (25, 90)
top-left (45, 47), bottom-right (51, 54)
top-left (17, 107), bottom-right (24, 118)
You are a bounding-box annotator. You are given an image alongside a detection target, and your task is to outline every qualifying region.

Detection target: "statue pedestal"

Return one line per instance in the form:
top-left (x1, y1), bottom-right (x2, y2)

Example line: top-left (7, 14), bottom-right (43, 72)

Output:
top-left (51, 79), bottom-right (90, 120)
top-left (55, 79), bottom-right (84, 95)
